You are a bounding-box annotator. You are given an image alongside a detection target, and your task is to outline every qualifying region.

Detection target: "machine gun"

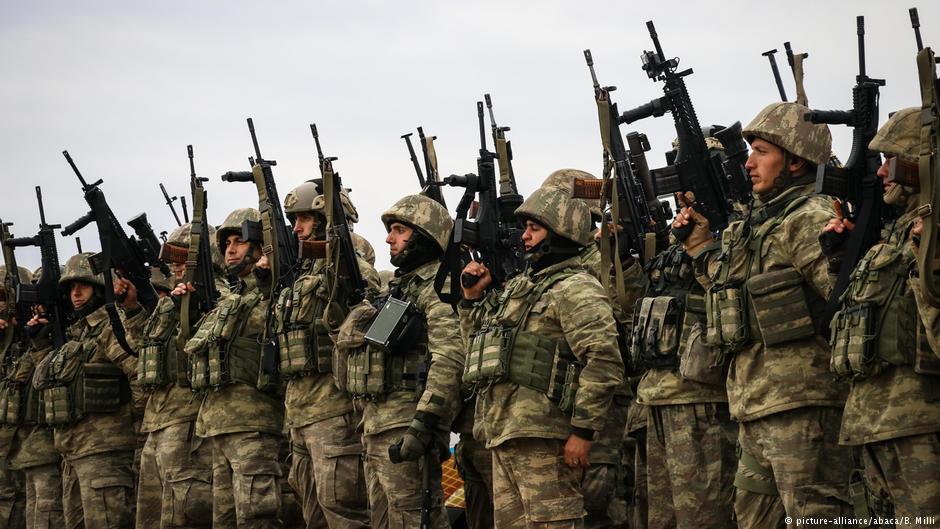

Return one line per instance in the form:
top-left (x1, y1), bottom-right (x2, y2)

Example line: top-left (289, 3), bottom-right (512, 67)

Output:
top-left (221, 118), bottom-right (299, 300)
top-left (0, 221), bottom-right (31, 356)
top-left (432, 101), bottom-right (526, 304)
top-left (484, 94), bottom-right (525, 227)
top-left (159, 183), bottom-right (183, 227)
top-left (308, 124), bottom-right (367, 305)
top-left (5, 187), bottom-right (68, 350)
top-left (805, 15), bottom-right (885, 329)
top-left (620, 21), bottom-right (751, 237)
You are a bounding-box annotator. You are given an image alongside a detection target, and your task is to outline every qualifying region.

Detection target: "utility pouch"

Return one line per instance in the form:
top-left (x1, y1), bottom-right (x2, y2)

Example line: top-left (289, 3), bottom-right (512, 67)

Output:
top-left (138, 300), bottom-right (180, 389)
top-left (82, 363), bottom-right (127, 414)
top-left (364, 297), bottom-right (422, 355)
top-left (276, 275), bottom-right (335, 377)
top-left (705, 282), bottom-right (749, 349)
top-left (190, 352), bottom-right (210, 391)
top-left (464, 324), bottom-right (512, 385)
top-left (746, 267), bottom-right (816, 346)
top-left (557, 362), bottom-right (580, 414)
top-left (346, 348), bottom-right (387, 397)
top-left (830, 303), bottom-right (879, 379)
top-left (631, 296), bottom-right (681, 370)
top-left (678, 304), bottom-right (727, 387)
top-left (0, 381), bottom-right (22, 426)
top-left (915, 320), bottom-right (940, 376)
top-left (335, 301), bottom-right (378, 393)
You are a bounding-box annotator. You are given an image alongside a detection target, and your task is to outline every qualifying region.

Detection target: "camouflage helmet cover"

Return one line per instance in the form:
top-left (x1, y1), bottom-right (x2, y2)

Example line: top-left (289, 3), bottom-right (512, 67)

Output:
top-left (742, 102), bottom-right (832, 166)
top-left (216, 208), bottom-right (261, 250)
top-left (284, 181), bottom-right (359, 223)
top-left (515, 185), bottom-right (593, 247)
top-left (351, 232), bottom-right (376, 266)
top-left (0, 266), bottom-right (33, 287)
top-left (381, 194), bottom-right (453, 253)
top-left (59, 253), bottom-right (106, 288)
top-left (540, 168), bottom-right (603, 220)
top-left (869, 107), bottom-right (919, 164)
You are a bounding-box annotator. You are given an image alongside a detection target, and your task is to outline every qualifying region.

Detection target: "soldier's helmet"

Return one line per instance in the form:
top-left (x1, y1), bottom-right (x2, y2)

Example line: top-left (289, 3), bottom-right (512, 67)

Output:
top-left (381, 194), bottom-right (453, 253)
top-left (869, 107), bottom-right (919, 163)
top-left (216, 208), bottom-right (262, 251)
top-left (515, 185), bottom-right (593, 247)
top-left (541, 169), bottom-right (604, 221)
top-left (351, 232), bottom-right (376, 266)
top-left (162, 222), bottom-right (223, 270)
top-left (59, 253), bottom-right (106, 288)
top-left (284, 180), bottom-right (359, 224)
top-left (743, 102), bottom-right (832, 166)
top-left (0, 266), bottom-right (33, 287)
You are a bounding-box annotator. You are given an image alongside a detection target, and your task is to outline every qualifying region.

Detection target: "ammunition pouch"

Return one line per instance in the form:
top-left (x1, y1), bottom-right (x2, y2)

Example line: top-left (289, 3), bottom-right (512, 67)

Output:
top-left (746, 267), bottom-right (816, 347)
top-left (464, 324), bottom-right (512, 384)
top-left (273, 274), bottom-right (338, 378)
top-left (678, 293), bottom-right (727, 386)
top-left (334, 301), bottom-right (378, 393)
top-left (630, 296), bottom-right (682, 370)
top-left (705, 281), bottom-right (750, 350)
top-left (139, 300), bottom-right (190, 389)
top-left (0, 380), bottom-right (23, 426)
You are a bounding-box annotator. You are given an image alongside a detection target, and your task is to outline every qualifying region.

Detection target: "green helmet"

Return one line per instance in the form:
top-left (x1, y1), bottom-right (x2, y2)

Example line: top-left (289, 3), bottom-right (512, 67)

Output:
top-left (0, 266), bottom-right (32, 287)
top-left (351, 232), bottom-right (376, 266)
top-left (216, 208), bottom-right (261, 251)
top-left (743, 102), bottom-right (832, 166)
top-left (540, 169), bottom-right (603, 221)
top-left (515, 185), bottom-right (593, 246)
top-left (284, 180), bottom-right (359, 224)
top-left (59, 253), bottom-right (106, 288)
top-left (381, 194), bottom-right (453, 253)
top-left (869, 107), bottom-right (919, 164)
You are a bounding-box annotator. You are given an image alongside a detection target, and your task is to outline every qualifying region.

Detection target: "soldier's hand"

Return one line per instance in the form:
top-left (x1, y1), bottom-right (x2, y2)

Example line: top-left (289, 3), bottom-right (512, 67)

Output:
top-left (115, 278), bottom-right (139, 310)
top-left (461, 261), bottom-right (491, 301)
top-left (564, 433), bottom-right (592, 469)
top-left (171, 282), bottom-right (195, 297)
top-left (26, 314), bottom-right (48, 327)
top-left (256, 255), bottom-right (270, 270)
top-left (672, 192), bottom-right (713, 257)
top-left (0, 318), bottom-right (6, 330)
top-left (819, 200), bottom-right (854, 257)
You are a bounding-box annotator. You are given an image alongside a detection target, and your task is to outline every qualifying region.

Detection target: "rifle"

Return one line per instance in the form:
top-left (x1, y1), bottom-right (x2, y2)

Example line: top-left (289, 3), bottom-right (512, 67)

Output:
top-left (0, 221), bottom-right (30, 356)
top-left (805, 15), bottom-right (885, 330)
top-left (417, 127), bottom-right (447, 207)
top-left (5, 187), bottom-right (68, 350)
top-left (177, 145), bottom-right (220, 348)
top-left (308, 124), bottom-right (367, 305)
top-left (762, 48), bottom-right (788, 102)
top-left (620, 21), bottom-right (751, 237)
top-left (483, 94), bottom-right (525, 230)
top-left (432, 101), bottom-right (526, 304)
top-left (784, 42), bottom-right (810, 106)
top-left (220, 118), bottom-right (299, 300)
top-left (61, 150), bottom-right (165, 354)
top-left (75, 237), bottom-right (82, 254)
top-left (180, 196), bottom-right (189, 223)
top-left (402, 132), bottom-right (427, 189)
top-left (160, 183), bottom-right (183, 227)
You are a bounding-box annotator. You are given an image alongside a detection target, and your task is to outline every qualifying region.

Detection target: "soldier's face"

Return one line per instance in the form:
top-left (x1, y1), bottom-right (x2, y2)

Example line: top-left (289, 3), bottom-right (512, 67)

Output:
top-left (224, 234), bottom-right (253, 266)
top-left (386, 222), bottom-right (414, 257)
top-left (522, 220), bottom-right (548, 250)
top-left (70, 282), bottom-right (94, 310)
top-left (745, 139), bottom-right (786, 195)
top-left (292, 212), bottom-right (319, 241)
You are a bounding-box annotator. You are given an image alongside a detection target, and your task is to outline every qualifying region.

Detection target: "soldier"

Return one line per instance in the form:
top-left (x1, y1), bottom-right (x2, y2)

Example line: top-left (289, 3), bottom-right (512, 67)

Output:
top-left (460, 183), bottom-right (624, 528)
top-left (31, 253), bottom-right (145, 527)
top-left (822, 107), bottom-right (940, 523)
top-left (135, 223), bottom-right (223, 529)
top-left (336, 193), bottom-right (464, 529)
top-left (274, 181), bottom-right (378, 529)
top-left (673, 101), bottom-right (854, 527)
top-left (184, 208), bottom-right (285, 528)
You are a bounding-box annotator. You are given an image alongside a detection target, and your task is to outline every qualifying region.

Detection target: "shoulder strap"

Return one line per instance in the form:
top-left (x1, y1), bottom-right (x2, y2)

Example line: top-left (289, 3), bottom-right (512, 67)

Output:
top-left (515, 270), bottom-right (577, 331)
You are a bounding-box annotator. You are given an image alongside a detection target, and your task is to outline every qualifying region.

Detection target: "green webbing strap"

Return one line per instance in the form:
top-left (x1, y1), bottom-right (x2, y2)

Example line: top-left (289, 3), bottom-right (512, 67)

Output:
top-left (848, 469), bottom-right (872, 520)
top-left (178, 185), bottom-right (206, 352)
top-left (252, 164), bottom-right (279, 303)
top-left (494, 136), bottom-right (514, 196)
top-left (916, 47), bottom-right (940, 307)
top-left (734, 450), bottom-right (779, 497)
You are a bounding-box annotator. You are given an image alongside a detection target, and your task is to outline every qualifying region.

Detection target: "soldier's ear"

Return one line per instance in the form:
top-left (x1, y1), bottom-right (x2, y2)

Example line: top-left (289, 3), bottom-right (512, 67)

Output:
top-left (788, 156), bottom-right (808, 177)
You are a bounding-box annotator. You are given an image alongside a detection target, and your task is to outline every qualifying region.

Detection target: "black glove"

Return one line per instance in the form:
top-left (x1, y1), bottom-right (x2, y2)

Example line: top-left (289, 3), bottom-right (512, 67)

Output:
top-left (388, 412), bottom-right (439, 464)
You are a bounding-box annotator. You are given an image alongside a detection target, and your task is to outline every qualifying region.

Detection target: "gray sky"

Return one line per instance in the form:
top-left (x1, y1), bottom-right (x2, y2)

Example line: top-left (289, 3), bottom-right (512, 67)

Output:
top-left (1, 0), bottom-right (935, 272)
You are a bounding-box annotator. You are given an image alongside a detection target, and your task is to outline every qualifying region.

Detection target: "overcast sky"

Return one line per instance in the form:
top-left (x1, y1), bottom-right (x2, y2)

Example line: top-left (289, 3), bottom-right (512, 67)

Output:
top-left (1, 0), bottom-right (935, 272)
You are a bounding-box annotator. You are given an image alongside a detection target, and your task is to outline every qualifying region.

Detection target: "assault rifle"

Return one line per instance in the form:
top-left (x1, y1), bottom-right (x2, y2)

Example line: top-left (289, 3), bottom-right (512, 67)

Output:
top-left (401, 128), bottom-right (447, 207)
top-left (762, 48), bottom-right (788, 102)
top-left (159, 183), bottom-right (183, 227)
top-left (221, 118), bottom-right (299, 300)
top-left (309, 124), bottom-right (367, 305)
top-left (432, 101), bottom-right (526, 304)
top-left (0, 221), bottom-right (30, 355)
top-left (620, 21), bottom-right (751, 236)
top-left (805, 15), bottom-right (885, 329)
top-left (5, 187), bottom-right (68, 350)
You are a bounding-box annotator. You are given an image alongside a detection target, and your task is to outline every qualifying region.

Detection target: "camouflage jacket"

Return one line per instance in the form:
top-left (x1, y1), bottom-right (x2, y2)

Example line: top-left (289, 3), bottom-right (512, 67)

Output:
top-left (696, 183), bottom-right (847, 422)
top-left (839, 204), bottom-right (940, 445)
top-left (359, 260), bottom-right (464, 436)
top-left (52, 304), bottom-right (146, 459)
top-left (189, 273), bottom-right (284, 438)
top-left (460, 256), bottom-right (623, 448)
top-left (280, 257), bottom-right (380, 431)
top-left (9, 343), bottom-right (58, 469)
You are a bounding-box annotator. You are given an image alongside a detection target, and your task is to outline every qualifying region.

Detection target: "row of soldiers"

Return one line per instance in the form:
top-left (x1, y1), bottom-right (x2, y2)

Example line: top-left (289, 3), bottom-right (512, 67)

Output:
top-left (0, 97), bottom-right (938, 529)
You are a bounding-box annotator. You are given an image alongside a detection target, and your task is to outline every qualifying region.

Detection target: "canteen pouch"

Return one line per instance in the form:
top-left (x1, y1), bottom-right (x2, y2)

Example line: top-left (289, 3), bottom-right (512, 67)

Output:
top-left (746, 267), bottom-right (815, 346)
top-left (630, 296), bottom-right (681, 370)
top-left (705, 281), bottom-right (749, 349)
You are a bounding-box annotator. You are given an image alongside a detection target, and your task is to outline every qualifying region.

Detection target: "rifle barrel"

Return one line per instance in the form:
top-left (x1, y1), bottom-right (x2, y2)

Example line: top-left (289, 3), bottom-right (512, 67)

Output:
top-left (647, 21), bottom-right (665, 61)
top-left (857, 16), bottom-right (866, 77)
top-left (762, 49), bottom-right (788, 101)
top-left (247, 118), bottom-right (263, 161)
top-left (477, 102), bottom-right (486, 150)
top-left (62, 150), bottom-right (91, 187)
top-left (910, 8), bottom-right (924, 51)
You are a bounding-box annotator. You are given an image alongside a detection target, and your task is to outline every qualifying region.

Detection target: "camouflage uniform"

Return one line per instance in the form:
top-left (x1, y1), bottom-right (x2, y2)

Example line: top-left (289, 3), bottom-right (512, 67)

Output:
top-left (185, 209), bottom-right (286, 528)
top-left (832, 108), bottom-right (940, 524)
top-left (135, 223), bottom-right (222, 529)
top-left (460, 185), bottom-right (624, 528)
top-left (452, 398), bottom-right (493, 529)
top-left (336, 194), bottom-right (464, 529)
top-left (275, 181), bottom-right (377, 529)
top-left (32, 253), bottom-right (146, 528)
top-left (694, 103), bottom-right (853, 527)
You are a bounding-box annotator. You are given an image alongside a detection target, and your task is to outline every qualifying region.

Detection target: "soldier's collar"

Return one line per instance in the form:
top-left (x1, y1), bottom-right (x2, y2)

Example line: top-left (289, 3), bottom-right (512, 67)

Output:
top-left (530, 255), bottom-right (583, 279)
top-left (749, 183), bottom-right (816, 225)
top-left (84, 305), bottom-right (110, 327)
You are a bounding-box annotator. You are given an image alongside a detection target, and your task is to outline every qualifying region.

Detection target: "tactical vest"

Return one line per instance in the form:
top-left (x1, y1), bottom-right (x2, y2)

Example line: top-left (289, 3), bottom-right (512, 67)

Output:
top-left (138, 299), bottom-right (190, 389)
top-left (705, 196), bottom-right (819, 352)
top-left (0, 348), bottom-right (44, 427)
top-left (34, 322), bottom-right (130, 426)
top-left (830, 240), bottom-right (917, 379)
top-left (463, 270), bottom-right (582, 413)
top-left (273, 271), bottom-right (335, 378)
top-left (189, 289), bottom-right (278, 393)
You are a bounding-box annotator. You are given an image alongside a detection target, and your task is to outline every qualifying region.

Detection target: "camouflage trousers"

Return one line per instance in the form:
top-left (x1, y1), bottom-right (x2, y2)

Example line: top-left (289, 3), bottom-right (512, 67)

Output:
top-left (582, 395), bottom-right (629, 529)
top-left (734, 406), bottom-right (854, 529)
top-left (287, 412), bottom-right (369, 529)
top-left (860, 432), bottom-right (940, 528)
top-left (627, 402), bottom-right (649, 529)
top-left (136, 422), bottom-right (213, 529)
top-left (23, 462), bottom-right (62, 529)
top-left (491, 437), bottom-right (585, 529)
top-left (210, 431), bottom-right (284, 529)
top-left (454, 433), bottom-right (493, 529)
top-left (362, 427), bottom-right (449, 529)
top-left (0, 456), bottom-right (25, 529)
top-left (62, 450), bottom-right (136, 529)
top-left (645, 403), bottom-right (737, 529)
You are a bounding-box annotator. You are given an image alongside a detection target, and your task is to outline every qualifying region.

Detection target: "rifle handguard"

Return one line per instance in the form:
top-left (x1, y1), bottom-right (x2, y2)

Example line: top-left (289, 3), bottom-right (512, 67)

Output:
top-left (299, 240), bottom-right (327, 260)
top-left (159, 243), bottom-right (189, 265)
top-left (572, 178), bottom-right (606, 200)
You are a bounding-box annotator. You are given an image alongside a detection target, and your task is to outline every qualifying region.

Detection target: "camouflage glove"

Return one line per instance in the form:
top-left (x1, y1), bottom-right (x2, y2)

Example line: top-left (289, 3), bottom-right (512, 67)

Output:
top-left (389, 411), bottom-right (439, 463)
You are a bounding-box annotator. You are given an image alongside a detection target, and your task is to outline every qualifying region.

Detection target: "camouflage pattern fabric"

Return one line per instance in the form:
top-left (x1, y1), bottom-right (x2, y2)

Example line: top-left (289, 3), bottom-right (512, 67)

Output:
top-left (742, 102), bottom-right (832, 166)
top-left (583, 394), bottom-right (629, 529)
top-left (62, 449), bottom-right (136, 529)
top-left (210, 431), bottom-right (283, 528)
top-left (453, 433), bottom-right (493, 529)
top-left (490, 437), bottom-right (584, 528)
top-left (645, 403), bottom-right (737, 529)
top-left (288, 412), bottom-right (369, 529)
top-left (540, 168), bottom-right (604, 220)
top-left (869, 107), bottom-right (920, 164)
top-left (515, 186), bottom-right (594, 246)
top-left (0, 427), bottom-right (25, 529)
top-left (351, 232), bottom-right (376, 267)
top-left (362, 427), bottom-right (449, 529)
top-left (626, 403), bottom-right (649, 529)
top-left (381, 194), bottom-right (454, 253)
top-left (860, 433), bottom-right (940, 526)
top-left (135, 422), bottom-right (212, 529)
top-left (734, 407), bottom-right (853, 529)
top-left (23, 462), bottom-right (62, 529)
